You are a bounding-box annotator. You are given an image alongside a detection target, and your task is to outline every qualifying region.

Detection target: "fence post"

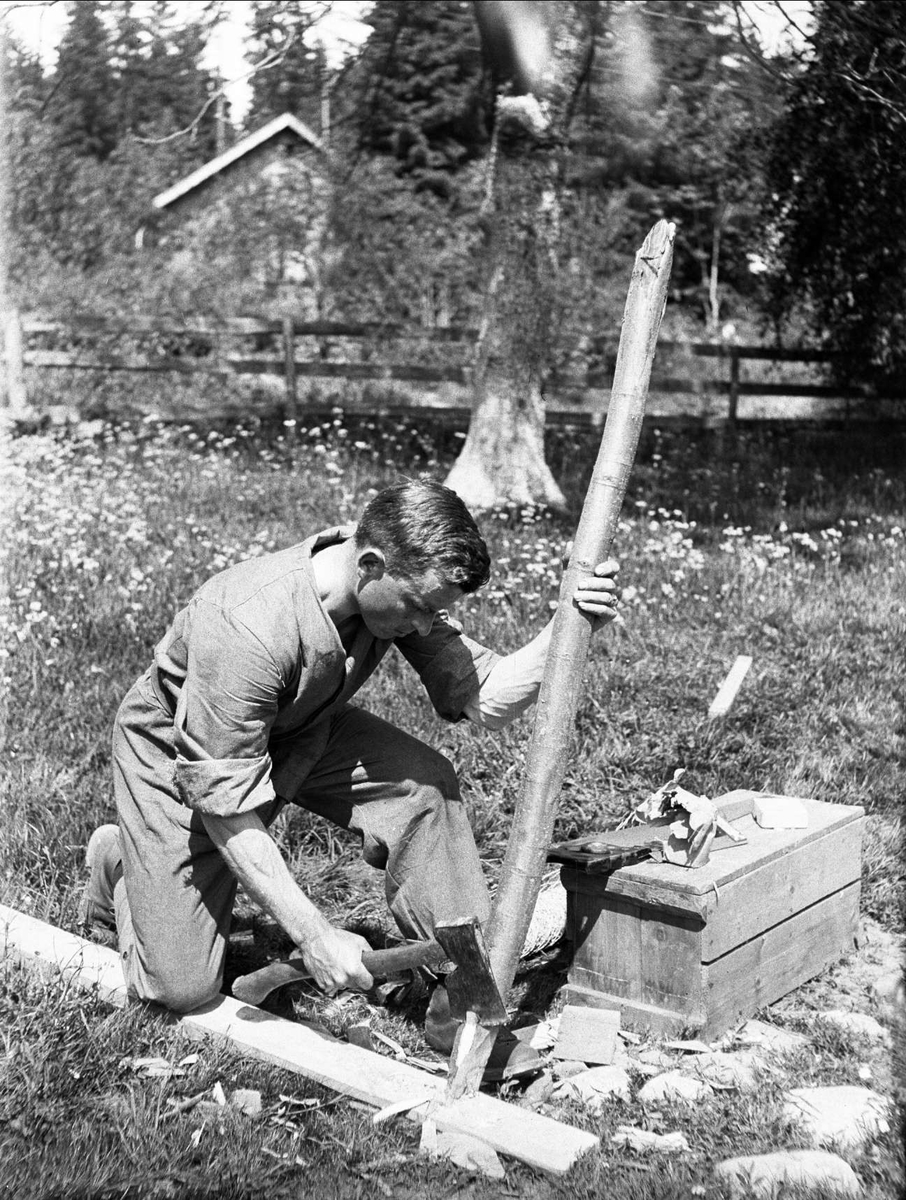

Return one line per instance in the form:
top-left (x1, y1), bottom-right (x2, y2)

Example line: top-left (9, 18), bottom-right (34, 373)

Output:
top-left (282, 315), bottom-right (298, 441)
top-left (728, 345), bottom-right (740, 425)
top-left (1, 308), bottom-right (28, 415)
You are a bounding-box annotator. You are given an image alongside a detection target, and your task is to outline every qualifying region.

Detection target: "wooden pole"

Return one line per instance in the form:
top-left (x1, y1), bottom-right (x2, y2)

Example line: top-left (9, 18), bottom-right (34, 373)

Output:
top-left (1, 308), bottom-right (27, 414)
top-left (282, 315), bottom-right (298, 442)
top-left (728, 345), bottom-right (740, 425)
top-left (446, 219), bottom-right (676, 1099)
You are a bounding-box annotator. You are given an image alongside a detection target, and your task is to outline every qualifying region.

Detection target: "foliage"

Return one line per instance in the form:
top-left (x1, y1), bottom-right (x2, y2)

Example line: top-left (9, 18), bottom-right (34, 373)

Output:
top-left (566, 0), bottom-right (775, 331)
top-left (246, 0), bottom-right (330, 134)
top-left (762, 0), bottom-right (906, 380)
top-left (326, 156), bottom-right (485, 324)
top-left (353, 0), bottom-right (490, 192)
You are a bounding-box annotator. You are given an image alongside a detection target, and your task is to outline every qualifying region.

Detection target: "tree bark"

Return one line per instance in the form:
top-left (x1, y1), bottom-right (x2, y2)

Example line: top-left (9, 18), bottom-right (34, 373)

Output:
top-left (445, 2), bottom-right (596, 511)
top-left (446, 219), bottom-right (676, 1100)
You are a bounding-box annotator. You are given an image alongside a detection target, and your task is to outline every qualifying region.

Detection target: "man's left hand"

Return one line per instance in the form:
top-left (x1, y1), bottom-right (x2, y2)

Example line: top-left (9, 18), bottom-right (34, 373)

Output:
top-left (572, 556), bottom-right (621, 629)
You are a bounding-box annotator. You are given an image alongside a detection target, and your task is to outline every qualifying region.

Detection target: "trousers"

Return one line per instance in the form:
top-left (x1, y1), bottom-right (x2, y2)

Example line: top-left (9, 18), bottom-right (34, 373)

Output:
top-left (111, 677), bottom-right (492, 1013)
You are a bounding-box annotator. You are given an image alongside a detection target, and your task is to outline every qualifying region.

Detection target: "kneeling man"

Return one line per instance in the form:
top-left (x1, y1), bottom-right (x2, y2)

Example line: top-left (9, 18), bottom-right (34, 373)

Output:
top-left (82, 479), bottom-right (619, 1073)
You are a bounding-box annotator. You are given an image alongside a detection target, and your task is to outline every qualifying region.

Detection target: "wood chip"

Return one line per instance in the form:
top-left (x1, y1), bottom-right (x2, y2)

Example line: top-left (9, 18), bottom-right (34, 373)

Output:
top-left (372, 1092), bottom-right (435, 1125)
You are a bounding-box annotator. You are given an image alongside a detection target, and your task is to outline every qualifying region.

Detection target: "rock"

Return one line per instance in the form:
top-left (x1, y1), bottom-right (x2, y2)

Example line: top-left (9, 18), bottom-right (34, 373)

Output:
top-left (818, 1010), bottom-right (890, 1042)
top-left (686, 1050), bottom-right (764, 1092)
top-left (552, 1059), bottom-right (588, 1080)
top-left (784, 1085), bottom-right (891, 1151)
top-left (422, 1126), bottom-right (505, 1180)
top-left (638, 1070), bottom-right (713, 1106)
top-left (871, 970), bottom-right (905, 1024)
top-left (554, 1064), bottom-right (632, 1109)
top-left (728, 1019), bottom-right (810, 1056)
top-left (635, 1048), bottom-right (675, 1069)
top-left (229, 1088), bottom-right (262, 1118)
top-left (520, 1072), bottom-right (555, 1107)
top-left (612, 1125), bottom-right (690, 1154)
top-left (715, 1149), bottom-right (862, 1198)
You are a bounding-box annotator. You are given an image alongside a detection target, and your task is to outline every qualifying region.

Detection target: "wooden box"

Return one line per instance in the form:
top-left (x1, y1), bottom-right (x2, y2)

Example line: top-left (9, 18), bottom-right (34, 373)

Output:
top-left (560, 796), bottom-right (865, 1040)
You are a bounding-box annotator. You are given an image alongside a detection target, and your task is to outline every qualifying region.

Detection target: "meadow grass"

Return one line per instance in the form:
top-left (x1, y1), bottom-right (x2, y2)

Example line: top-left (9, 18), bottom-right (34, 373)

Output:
top-left (1, 413), bottom-right (904, 1197)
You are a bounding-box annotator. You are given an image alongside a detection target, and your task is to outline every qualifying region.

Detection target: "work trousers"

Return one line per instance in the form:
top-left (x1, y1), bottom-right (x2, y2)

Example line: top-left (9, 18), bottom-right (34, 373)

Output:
top-left (111, 678), bottom-right (492, 1013)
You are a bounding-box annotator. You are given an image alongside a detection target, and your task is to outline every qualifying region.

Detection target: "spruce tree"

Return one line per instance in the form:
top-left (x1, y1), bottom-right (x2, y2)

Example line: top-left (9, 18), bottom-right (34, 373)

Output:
top-left (355, 0), bottom-right (489, 191)
top-left (47, 0), bottom-right (117, 160)
top-left (246, 1), bottom-right (328, 133)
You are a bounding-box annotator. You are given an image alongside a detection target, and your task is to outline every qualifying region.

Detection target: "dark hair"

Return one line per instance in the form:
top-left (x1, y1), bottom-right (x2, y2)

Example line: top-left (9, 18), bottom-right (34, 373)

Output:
top-left (356, 479), bottom-right (491, 593)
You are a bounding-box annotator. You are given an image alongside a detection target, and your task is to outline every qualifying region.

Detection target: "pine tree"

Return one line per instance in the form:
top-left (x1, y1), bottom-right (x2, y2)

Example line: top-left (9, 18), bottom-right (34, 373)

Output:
top-left (763, 0), bottom-right (906, 378)
top-left (246, 1), bottom-right (328, 133)
top-left (46, 0), bottom-right (117, 160)
top-left (354, 0), bottom-right (489, 191)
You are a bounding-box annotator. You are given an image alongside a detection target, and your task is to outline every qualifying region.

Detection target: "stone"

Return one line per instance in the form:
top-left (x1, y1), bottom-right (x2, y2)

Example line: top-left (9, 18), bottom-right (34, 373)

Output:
top-left (784, 1085), bottom-right (891, 1151)
top-left (729, 1019), bottom-right (810, 1056)
top-left (612, 1125), bottom-right (690, 1154)
top-left (520, 1072), bottom-right (555, 1107)
top-left (638, 1070), bottom-right (713, 1106)
top-left (686, 1050), bottom-right (764, 1092)
top-left (553, 1059), bottom-right (588, 1080)
top-left (636, 1048), bottom-right (676, 1069)
top-left (426, 1128), bottom-right (506, 1180)
top-left (553, 1064), bottom-right (632, 1109)
top-left (871, 970), bottom-right (905, 1024)
top-left (715, 1150), bottom-right (862, 1198)
top-left (229, 1088), bottom-right (263, 1118)
top-left (818, 1010), bottom-right (890, 1042)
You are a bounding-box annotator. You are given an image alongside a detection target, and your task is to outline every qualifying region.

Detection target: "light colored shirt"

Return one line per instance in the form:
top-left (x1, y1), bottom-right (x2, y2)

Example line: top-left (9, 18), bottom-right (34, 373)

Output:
top-left (147, 526), bottom-right (501, 819)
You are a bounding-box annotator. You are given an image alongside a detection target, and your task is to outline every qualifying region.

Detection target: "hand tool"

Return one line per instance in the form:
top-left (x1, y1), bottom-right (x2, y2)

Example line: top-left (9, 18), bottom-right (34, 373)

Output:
top-left (231, 917), bottom-right (509, 1025)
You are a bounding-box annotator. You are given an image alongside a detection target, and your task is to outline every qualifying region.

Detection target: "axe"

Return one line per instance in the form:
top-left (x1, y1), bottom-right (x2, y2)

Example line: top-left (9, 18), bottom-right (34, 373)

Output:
top-left (231, 917), bottom-right (509, 1024)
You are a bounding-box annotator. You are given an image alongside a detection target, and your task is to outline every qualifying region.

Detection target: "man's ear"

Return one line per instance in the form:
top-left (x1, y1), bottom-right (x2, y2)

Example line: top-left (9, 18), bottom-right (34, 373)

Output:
top-left (356, 547), bottom-right (386, 584)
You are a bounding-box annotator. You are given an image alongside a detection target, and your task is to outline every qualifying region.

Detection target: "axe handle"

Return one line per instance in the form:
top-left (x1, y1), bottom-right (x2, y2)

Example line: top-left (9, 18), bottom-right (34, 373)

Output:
top-left (232, 940), bottom-right (448, 1007)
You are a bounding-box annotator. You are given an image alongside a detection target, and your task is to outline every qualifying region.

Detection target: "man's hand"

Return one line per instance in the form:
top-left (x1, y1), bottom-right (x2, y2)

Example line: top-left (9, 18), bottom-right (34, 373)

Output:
top-left (571, 554), bottom-right (621, 629)
top-left (297, 917), bottom-right (374, 995)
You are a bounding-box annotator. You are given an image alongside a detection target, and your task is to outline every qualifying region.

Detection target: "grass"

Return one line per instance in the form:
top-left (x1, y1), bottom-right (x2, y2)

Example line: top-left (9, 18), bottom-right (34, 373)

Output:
top-left (1, 413), bottom-right (904, 1197)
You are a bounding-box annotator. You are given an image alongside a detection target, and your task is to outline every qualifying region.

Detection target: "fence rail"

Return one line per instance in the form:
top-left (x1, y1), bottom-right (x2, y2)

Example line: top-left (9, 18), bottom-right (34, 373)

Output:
top-left (3, 311), bottom-right (900, 425)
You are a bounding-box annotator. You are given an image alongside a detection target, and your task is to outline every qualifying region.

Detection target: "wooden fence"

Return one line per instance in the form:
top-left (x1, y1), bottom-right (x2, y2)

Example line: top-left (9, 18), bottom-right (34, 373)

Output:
top-left (2, 311), bottom-right (900, 426)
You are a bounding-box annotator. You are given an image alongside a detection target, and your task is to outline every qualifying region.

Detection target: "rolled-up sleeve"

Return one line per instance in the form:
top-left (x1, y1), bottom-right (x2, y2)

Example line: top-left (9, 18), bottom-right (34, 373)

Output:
top-left (172, 600), bottom-right (281, 817)
top-left (395, 616), bottom-right (500, 722)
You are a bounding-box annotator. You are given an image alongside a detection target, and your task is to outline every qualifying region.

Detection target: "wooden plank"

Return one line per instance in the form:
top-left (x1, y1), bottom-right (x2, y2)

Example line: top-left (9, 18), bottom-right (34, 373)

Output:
top-left (553, 1005), bottom-right (619, 1063)
top-left (702, 882), bottom-right (860, 1039)
top-left (0, 905), bottom-right (597, 1175)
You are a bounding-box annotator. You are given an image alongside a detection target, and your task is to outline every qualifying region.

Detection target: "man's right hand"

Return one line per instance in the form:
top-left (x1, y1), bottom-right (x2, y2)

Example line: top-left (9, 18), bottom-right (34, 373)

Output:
top-left (297, 918), bottom-right (374, 995)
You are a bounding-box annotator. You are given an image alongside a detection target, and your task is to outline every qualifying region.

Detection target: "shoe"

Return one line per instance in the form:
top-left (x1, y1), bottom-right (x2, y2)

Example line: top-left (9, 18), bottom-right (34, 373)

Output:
top-left (77, 824), bottom-right (122, 934)
top-left (424, 986), bottom-right (542, 1083)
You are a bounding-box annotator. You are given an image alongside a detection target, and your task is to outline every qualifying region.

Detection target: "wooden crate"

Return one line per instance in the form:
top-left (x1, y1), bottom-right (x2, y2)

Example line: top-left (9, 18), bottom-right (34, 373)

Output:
top-left (560, 796), bottom-right (865, 1040)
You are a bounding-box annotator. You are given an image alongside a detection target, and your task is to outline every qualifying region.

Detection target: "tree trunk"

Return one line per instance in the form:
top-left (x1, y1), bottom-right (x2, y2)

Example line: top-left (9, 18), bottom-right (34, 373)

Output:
top-left (445, 2), bottom-right (596, 511)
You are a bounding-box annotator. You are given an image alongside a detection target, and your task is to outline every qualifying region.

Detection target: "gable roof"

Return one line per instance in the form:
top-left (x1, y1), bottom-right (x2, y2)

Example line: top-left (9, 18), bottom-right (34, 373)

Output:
top-left (152, 112), bottom-right (324, 211)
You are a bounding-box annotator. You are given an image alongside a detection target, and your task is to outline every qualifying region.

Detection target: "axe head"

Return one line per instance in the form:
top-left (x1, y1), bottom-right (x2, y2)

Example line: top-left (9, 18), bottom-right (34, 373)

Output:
top-left (435, 918), bottom-right (509, 1026)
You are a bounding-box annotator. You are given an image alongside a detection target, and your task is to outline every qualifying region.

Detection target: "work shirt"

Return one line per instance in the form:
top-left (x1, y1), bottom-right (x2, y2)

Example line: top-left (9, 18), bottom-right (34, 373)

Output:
top-left (145, 525), bottom-right (499, 819)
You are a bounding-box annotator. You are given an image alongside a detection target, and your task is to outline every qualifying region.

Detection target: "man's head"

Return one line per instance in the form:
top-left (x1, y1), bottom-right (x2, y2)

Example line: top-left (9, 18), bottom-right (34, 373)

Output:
top-left (352, 480), bottom-right (490, 639)
top-left (355, 480), bottom-right (490, 593)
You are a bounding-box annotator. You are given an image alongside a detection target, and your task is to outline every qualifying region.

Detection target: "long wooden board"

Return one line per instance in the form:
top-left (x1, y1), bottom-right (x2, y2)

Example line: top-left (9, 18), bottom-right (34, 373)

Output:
top-left (0, 904), bottom-right (597, 1176)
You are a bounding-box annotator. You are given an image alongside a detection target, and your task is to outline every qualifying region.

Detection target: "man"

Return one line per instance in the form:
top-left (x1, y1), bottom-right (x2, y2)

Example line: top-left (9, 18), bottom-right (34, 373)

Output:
top-left (81, 479), bottom-right (619, 1074)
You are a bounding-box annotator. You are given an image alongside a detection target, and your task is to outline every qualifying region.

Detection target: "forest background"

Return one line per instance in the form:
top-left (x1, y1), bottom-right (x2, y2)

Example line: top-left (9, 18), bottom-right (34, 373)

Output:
top-left (3, 0), bottom-right (906, 387)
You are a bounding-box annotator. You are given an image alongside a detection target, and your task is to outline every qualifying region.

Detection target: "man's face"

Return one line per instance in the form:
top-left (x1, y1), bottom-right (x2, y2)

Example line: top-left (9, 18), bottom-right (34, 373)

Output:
top-left (356, 559), bottom-right (464, 640)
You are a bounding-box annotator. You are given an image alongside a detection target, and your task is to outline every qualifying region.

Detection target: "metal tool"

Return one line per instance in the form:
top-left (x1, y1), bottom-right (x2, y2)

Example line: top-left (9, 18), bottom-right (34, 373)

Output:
top-left (231, 917), bottom-right (509, 1024)
top-left (548, 822), bottom-right (747, 874)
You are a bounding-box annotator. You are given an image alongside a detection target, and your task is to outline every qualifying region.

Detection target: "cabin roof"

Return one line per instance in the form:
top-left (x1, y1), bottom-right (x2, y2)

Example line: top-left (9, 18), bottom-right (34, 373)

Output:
top-left (152, 112), bottom-right (323, 211)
